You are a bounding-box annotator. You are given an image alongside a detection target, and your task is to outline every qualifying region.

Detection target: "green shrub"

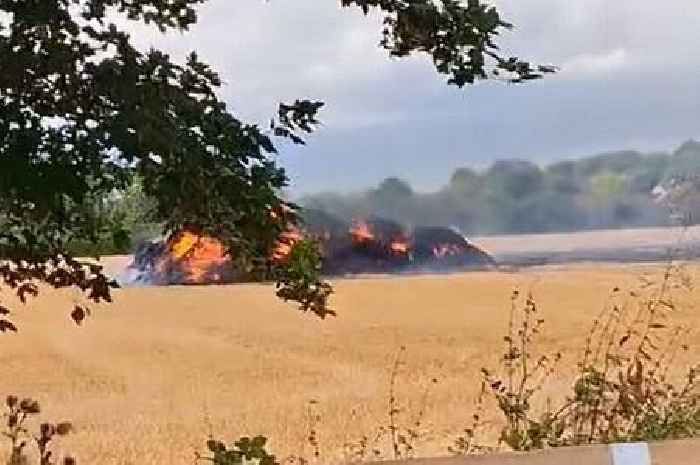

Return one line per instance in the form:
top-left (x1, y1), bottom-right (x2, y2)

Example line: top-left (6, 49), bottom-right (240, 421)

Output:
top-left (195, 436), bottom-right (278, 465)
top-left (460, 261), bottom-right (700, 453)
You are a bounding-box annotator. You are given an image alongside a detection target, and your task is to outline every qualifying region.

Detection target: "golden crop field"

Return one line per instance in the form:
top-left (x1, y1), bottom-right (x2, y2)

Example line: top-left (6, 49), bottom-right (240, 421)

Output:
top-left (1, 260), bottom-right (699, 464)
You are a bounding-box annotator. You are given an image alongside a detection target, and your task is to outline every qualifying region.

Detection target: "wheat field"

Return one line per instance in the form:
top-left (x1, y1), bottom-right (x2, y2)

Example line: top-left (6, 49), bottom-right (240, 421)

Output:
top-left (1, 260), bottom-right (699, 464)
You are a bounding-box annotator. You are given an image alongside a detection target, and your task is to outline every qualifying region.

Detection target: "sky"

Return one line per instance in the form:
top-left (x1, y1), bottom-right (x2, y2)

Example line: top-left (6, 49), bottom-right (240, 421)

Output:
top-left (128, 0), bottom-right (700, 197)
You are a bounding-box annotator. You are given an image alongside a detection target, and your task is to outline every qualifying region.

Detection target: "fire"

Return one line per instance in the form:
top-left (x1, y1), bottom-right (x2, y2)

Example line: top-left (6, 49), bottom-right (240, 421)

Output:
top-left (350, 220), bottom-right (374, 243)
top-left (125, 214), bottom-right (495, 286)
top-left (146, 220), bottom-right (307, 284)
top-left (389, 239), bottom-right (410, 255)
top-left (271, 226), bottom-right (304, 261)
top-left (269, 204), bottom-right (306, 262)
top-left (157, 230), bottom-right (229, 283)
top-left (351, 218), bottom-right (410, 256)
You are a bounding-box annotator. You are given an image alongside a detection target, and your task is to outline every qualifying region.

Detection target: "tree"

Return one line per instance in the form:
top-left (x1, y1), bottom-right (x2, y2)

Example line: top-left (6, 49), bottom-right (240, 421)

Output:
top-left (665, 139), bottom-right (700, 182)
top-left (546, 160), bottom-right (583, 195)
top-left (485, 159), bottom-right (544, 199)
top-left (345, 0), bottom-right (557, 86)
top-left (371, 177), bottom-right (413, 201)
top-left (575, 150), bottom-right (643, 177)
top-left (448, 167), bottom-right (482, 197)
top-left (0, 0), bottom-right (552, 329)
top-left (589, 172), bottom-right (627, 201)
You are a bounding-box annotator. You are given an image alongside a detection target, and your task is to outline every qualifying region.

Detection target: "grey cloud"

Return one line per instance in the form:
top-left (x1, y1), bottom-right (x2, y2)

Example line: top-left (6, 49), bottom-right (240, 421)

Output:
top-left (495, 0), bottom-right (700, 75)
top-left (124, 0), bottom-right (700, 195)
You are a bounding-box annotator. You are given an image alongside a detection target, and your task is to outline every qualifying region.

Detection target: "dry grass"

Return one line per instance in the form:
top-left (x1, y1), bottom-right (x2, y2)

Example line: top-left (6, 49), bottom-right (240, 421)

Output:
top-left (1, 261), bottom-right (699, 464)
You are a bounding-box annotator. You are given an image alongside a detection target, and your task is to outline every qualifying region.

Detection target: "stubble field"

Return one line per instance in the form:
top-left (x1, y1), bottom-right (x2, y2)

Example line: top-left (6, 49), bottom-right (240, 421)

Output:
top-left (1, 260), bottom-right (699, 464)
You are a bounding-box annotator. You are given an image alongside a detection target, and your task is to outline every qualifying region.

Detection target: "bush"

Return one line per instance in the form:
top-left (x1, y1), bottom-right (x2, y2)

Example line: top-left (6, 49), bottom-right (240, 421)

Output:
top-left (463, 261), bottom-right (700, 452)
top-left (195, 436), bottom-right (278, 465)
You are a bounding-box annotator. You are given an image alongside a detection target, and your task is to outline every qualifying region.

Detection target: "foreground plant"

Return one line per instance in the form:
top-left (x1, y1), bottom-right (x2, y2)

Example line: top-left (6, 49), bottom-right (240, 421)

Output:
top-left (464, 261), bottom-right (700, 452)
top-left (478, 290), bottom-right (562, 451)
top-left (561, 263), bottom-right (699, 445)
top-left (195, 436), bottom-right (278, 465)
top-left (344, 347), bottom-right (439, 462)
top-left (2, 396), bottom-right (74, 465)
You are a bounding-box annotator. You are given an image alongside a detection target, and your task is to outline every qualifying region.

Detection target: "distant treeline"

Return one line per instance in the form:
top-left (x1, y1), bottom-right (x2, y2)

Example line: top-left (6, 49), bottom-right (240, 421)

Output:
top-left (299, 140), bottom-right (700, 236)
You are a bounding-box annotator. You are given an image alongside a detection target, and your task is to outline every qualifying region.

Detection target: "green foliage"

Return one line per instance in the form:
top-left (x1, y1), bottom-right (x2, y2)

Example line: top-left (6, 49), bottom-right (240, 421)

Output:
top-left (372, 177), bottom-right (414, 201)
top-left (485, 160), bottom-right (544, 200)
top-left (343, 0), bottom-right (556, 86)
top-left (64, 175), bottom-right (161, 257)
top-left (589, 172), bottom-right (627, 201)
top-left (273, 238), bottom-right (335, 319)
top-left (478, 291), bottom-right (562, 451)
top-left (196, 436), bottom-right (278, 465)
top-left (449, 168), bottom-right (482, 197)
top-left (666, 140), bottom-right (700, 182)
top-left (575, 151), bottom-right (644, 177)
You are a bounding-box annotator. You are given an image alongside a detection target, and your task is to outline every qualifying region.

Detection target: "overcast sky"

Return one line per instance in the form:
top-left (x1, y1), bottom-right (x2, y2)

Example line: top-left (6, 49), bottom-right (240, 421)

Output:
top-left (129, 0), bottom-right (700, 197)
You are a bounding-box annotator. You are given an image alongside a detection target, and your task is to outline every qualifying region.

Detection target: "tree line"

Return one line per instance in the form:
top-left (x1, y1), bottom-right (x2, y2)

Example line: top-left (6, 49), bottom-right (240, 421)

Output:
top-left (299, 140), bottom-right (700, 236)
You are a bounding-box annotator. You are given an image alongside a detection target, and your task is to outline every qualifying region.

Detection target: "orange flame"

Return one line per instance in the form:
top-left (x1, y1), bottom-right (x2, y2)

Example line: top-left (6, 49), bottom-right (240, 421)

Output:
top-left (157, 230), bottom-right (229, 283)
top-left (154, 220), bottom-right (307, 284)
top-left (271, 226), bottom-right (304, 262)
top-left (350, 220), bottom-right (374, 243)
top-left (390, 239), bottom-right (410, 255)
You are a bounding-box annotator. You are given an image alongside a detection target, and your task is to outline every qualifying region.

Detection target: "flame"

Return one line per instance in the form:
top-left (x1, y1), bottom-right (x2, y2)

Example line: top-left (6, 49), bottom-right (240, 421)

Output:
top-left (350, 220), bottom-right (374, 243)
top-left (351, 219), bottom-right (410, 256)
top-left (389, 239), bottom-right (410, 255)
top-left (130, 214), bottom-right (492, 286)
top-left (148, 218), bottom-right (308, 284)
top-left (272, 226), bottom-right (304, 261)
top-left (269, 204), bottom-right (305, 262)
top-left (157, 230), bottom-right (229, 283)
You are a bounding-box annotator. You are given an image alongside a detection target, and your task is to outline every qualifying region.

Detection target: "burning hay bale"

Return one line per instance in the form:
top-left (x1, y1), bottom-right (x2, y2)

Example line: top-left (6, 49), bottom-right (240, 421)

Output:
top-left (123, 213), bottom-right (496, 285)
top-left (411, 226), bottom-right (496, 270)
top-left (320, 220), bottom-right (494, 275)
top-left (123, 230), bottom-right (241, 286)
top-left (326, 217), bottom-right (412, 274)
